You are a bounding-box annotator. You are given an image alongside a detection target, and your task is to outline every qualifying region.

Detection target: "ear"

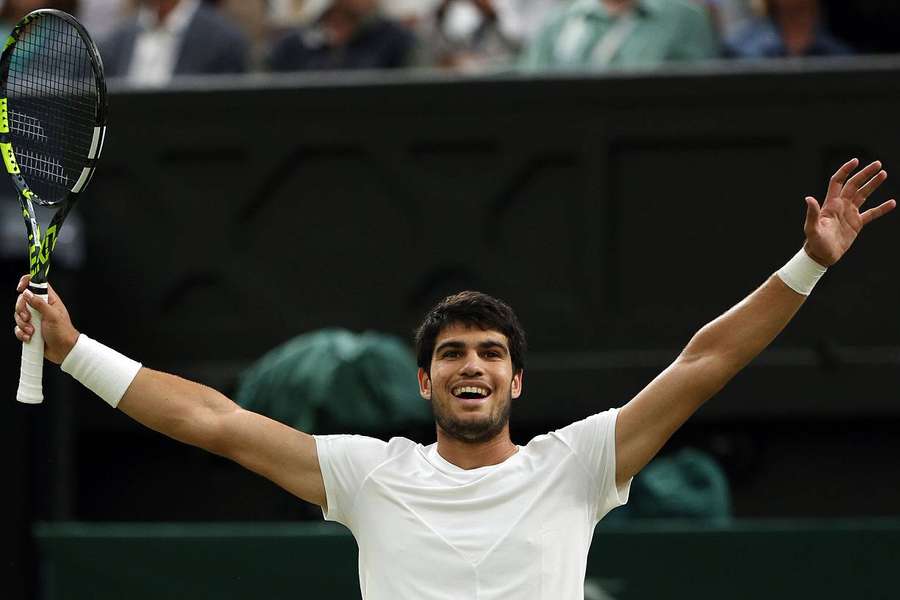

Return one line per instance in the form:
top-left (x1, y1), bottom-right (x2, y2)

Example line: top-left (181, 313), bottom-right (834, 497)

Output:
top-left (417, 367), bottom-right (432, 399)
top-left (511, 369), bottom-right (523, 399)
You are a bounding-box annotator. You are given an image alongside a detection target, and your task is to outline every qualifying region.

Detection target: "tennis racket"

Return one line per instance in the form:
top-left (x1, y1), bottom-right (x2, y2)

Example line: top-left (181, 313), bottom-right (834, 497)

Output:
top-left (1, 10), bottom-right (108, 404)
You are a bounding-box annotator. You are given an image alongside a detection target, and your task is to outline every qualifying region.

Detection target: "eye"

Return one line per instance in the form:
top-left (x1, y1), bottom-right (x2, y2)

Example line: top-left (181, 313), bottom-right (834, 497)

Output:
top-left (441, 350), bottom-right (461, 359)
top-left (482, 350), bottom-right (502, 359)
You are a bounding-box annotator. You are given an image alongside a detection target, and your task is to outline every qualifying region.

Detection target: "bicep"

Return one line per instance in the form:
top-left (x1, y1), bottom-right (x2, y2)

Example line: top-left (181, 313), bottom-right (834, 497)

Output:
top-left (217, 408), bottom-right (326, 509)
top-left (615, 354), bottom-right (726, 487)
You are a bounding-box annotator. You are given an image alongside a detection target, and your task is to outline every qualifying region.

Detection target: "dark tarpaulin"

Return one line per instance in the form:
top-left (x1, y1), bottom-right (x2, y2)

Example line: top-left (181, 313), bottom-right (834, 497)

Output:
top-left (235, 328), bottom-right (432, 434)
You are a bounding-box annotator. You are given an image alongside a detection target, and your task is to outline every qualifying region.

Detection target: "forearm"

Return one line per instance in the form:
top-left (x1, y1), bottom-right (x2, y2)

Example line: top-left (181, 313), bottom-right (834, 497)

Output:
top-left (681, 273), bottom-right (807, 381)
top-left (117, 368), bottom-right (239, 454)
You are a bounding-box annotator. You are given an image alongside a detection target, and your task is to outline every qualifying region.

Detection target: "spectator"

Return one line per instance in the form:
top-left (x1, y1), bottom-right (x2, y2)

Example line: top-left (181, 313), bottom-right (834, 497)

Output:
top-left (381, 0), bottom-right (441, 27)
top-left (79, 0), bottom-right (132, 40)
top-left (724, 0), bottom-right (850, 58)
top-left (415, 0), bottom-right (562, 72)
top-left (100, 0), bottom-right (249, 85)
top-left (219, 0), bottom-right (270, 70)
top-left (415, 0), bottom-right (517, 71)
top-left (267, 0), bottom-right (415, 72)
top-left (521, 0), bottom-right (718, 72)
top-left (0, 0), bottom-right (78, 27)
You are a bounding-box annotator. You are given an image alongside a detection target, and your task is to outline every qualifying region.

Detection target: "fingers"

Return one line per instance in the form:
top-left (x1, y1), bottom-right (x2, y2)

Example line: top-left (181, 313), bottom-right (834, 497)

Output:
top-left (14, 310), bottom-right (33, 340)
top-left (855, 169), bottom-right (888, 206)
top-left (15, 325), bottom-right (31, 343)
top-left (21, 289), bottom-right (51, 317)
top-left (827, 158), bottom-right (859, 199)
top-left (861, 199), bottom-right (897, 227)
top-left (844, 160), bottom-right (883, 198)
top-left (15, 290), bottom-right (27, 315)
top-left (16, 274), bottom-right (31, 293)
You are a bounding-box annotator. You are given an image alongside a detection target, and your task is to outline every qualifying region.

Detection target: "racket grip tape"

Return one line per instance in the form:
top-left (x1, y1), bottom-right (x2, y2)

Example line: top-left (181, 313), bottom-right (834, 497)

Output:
top-left (16, 286), bottom-right (48, 404)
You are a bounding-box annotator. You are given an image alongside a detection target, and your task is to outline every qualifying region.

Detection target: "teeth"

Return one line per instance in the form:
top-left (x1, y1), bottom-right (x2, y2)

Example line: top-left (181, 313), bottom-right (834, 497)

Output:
top-left (452, 386), bottom-right (490, 397)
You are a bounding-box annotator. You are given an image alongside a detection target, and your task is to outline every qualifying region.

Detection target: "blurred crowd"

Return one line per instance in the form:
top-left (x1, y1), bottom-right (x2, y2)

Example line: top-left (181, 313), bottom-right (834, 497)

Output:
top-left (0, 0), bottom-right (896, 83)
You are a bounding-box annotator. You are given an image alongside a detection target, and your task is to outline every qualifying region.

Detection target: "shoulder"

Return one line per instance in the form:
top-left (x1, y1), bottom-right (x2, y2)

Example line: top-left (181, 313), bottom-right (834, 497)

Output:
top-left (360, 16), bottom-right (417, 50)
top-left (190, 4), bottom-right (248, 44)
top-left (540, 1), bottom-right (582, 28)
top-left (553, 409), bottom-right (619, 441)
top-left (724, 19), bottom-right (781, 58)
top-left (98, 17), bottom-right (140, 49)
top-left (525, 409), bottom-right (619, 453)
top-left (644, 0), bottom-right (706, 19)
top-left (315, 434), bottom-right (416, 464)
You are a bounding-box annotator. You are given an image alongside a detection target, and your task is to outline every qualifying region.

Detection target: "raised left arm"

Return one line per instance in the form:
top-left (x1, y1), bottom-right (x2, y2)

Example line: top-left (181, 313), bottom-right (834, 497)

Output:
top-left (615, 159), bottom-right (895, 487)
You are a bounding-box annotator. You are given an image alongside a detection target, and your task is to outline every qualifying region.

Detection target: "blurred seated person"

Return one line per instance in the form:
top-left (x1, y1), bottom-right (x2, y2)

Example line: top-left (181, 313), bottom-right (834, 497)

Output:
top-left (724, 0), bottom-right (851, 58)
top-left (79, 0), bottom-right (132, 41)
top-left (381, 0), bottom-right (440, 28)
top-left (416, 0), bottom-right (561, 72)
top-left (219, 0), bottom-right (270, 70)
top-left (416, 0), bottom-right (516, 71)
top-left (267, 0), bottom-right (415, 71)
top-left (0, 0), bottom-right (77, 28)
top-left (100, 0), bottom-right (250, 85)
top-left (521, 0), bottom-right (718, 72)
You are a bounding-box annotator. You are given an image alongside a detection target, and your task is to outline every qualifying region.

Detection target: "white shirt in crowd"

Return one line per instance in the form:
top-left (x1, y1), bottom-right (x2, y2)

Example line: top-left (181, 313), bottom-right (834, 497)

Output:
top-left (315, 408), bottom-right (631, 600)
top-left (128, 0), bottom-right (201, 85)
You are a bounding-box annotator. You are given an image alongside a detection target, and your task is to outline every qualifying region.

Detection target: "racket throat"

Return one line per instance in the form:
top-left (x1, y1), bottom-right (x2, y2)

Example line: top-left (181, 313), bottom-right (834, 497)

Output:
top-left (27, 280), bottom-right (48, 295)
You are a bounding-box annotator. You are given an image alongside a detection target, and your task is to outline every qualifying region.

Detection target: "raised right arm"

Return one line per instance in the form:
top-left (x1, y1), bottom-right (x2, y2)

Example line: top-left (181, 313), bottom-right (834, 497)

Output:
top-left (13, 277), bottom-right (326, 509)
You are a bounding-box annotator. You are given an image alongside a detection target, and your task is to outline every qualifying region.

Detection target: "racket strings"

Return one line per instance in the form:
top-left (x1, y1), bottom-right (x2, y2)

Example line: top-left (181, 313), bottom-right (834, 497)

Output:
top-left (6, 13), bottom-right (99, 204)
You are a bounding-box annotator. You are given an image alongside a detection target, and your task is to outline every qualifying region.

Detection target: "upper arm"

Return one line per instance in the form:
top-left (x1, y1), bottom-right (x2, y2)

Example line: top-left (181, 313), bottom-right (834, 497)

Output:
top-left (615, 353), bottom-right (726, 488)
top-left (616, 275), bottom-right (807, 486)
top-left (215, 408), bottom-right (327, 508)
top-left (117, 368), bottom-right (327, 508)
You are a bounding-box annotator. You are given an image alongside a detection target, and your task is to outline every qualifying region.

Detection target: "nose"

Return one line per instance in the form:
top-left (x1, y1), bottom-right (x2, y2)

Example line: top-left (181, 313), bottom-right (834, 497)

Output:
top-left (460, 353), bottom-right (484, 376)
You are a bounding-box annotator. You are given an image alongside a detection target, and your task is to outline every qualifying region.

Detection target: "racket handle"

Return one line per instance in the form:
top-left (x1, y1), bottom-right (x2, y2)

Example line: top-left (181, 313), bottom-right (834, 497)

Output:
top-left (16, 291), bottom-right (48, 404)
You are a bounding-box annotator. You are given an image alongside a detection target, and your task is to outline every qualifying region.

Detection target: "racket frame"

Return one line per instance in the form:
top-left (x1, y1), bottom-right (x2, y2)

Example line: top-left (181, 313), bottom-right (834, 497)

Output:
top-left (0, 9), bottom-right (108, 403)
top-left (1, 8), bottom-right (108, 286)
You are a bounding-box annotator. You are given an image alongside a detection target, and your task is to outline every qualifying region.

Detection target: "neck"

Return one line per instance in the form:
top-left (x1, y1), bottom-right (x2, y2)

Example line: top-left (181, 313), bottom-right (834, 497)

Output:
top-left (435, 424), bottom-right (518, 470)
top-left (601, 0), bottom-right (636, 16)
top-left (156, 0), bottom-right (181, 23)
top-left (775, 5), bottom-right (818, 56)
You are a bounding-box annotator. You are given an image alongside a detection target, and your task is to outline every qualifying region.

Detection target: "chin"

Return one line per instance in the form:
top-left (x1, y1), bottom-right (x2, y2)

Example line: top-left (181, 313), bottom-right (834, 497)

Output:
top-left (433, 403), bottom-right (511, 444)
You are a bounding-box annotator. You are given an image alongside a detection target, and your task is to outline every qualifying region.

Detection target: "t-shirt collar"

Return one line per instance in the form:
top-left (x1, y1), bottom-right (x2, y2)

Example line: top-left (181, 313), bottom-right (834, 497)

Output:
top-left (568, 0), bottom-right (654, 21)
top-left (424, 443), bottom-right (520, 475)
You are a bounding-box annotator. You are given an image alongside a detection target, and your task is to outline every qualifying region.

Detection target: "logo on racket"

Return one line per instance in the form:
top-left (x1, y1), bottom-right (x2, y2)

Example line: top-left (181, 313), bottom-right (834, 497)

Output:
top-left (28, 222), bottom-right (57, 276)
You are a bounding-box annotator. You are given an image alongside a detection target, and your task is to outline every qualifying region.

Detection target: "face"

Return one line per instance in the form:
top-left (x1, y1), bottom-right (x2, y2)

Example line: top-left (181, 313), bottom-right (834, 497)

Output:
top-left (418, 322), bottom-right (523, 444)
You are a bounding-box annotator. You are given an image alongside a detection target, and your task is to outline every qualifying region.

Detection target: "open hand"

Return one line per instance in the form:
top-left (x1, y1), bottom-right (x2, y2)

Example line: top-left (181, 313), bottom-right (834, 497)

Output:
top-left (803, 159), bottom-right (896, 266)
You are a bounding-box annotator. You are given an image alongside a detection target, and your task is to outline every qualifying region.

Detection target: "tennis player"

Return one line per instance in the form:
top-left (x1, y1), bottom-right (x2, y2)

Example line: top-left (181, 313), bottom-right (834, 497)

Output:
top-left (12, 158), bottom-right (894, 598)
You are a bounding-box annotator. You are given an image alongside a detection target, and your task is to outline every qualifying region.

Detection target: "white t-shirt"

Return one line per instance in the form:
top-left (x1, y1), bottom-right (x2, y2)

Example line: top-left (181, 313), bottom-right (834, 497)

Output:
top-left (314, 408), bottom-right (631, 600)
top-left (127, 0), bottom-right (201, 85)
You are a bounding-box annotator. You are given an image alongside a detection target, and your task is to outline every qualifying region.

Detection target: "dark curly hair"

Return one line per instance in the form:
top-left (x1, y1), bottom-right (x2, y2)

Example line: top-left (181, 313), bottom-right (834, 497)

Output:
top-left (415, 291), bottom-right (526, 374)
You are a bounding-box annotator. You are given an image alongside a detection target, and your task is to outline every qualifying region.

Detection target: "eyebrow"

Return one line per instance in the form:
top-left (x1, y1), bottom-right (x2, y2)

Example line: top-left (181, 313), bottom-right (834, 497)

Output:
top-left (434, 340), bottom-right (509, 354)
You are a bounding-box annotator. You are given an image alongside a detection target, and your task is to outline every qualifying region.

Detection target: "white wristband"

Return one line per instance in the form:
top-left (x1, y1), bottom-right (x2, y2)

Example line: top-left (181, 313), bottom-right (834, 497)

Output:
top-left (776, 248), bottom-right (827, 296)
top-left (61, 334), bottom-right (142, 408)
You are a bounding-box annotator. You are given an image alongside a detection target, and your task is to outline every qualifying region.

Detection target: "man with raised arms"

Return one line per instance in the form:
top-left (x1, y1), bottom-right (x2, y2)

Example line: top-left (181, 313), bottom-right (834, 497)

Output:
top-left (12, 159), bottom-right (894, 598)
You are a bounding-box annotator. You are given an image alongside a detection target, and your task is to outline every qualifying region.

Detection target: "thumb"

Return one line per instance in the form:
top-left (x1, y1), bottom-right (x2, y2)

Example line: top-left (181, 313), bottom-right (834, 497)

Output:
top-left (24, 290), bottom-right (52, 317)
top-left (804, 196), bottom-right (820, 231)
top-left (47, 283), bottom-right (60, 306)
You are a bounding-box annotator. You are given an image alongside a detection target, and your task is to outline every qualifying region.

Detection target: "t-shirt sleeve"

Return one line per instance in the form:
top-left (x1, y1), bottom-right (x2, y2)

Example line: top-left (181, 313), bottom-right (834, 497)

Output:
top-left (553, 408), bottom-right (632, 520)
top-left (314, 434), bottom-right (389, 528)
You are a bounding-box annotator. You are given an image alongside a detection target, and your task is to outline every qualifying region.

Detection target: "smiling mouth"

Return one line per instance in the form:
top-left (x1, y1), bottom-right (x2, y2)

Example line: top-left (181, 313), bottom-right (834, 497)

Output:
top-left (451, 385), bottom-right (491, 400)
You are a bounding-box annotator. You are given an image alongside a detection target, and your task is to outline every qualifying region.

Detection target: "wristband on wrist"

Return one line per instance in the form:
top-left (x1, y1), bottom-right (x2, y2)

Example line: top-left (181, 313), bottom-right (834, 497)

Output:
top-left (776, 248), bottom-right (827, 296)
top-left (60, 334), bottom-right (142, 408)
